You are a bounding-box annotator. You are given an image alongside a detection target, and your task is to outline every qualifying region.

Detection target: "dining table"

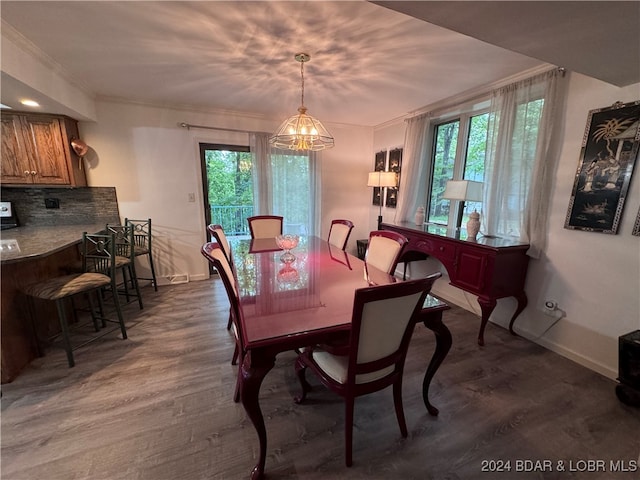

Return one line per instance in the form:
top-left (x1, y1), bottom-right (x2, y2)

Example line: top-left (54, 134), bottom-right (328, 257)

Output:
top-left (229, 235), bottom-right (451, 479)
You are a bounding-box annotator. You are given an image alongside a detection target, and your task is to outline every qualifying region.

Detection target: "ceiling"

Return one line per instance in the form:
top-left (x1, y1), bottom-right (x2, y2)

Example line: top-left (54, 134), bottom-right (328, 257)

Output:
top-left (1, 1), bottom-right (638, 127)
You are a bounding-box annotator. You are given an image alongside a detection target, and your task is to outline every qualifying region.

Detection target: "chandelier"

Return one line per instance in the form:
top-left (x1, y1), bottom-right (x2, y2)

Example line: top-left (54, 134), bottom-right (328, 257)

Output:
top-left (269, 53), bottom-right (335, 152)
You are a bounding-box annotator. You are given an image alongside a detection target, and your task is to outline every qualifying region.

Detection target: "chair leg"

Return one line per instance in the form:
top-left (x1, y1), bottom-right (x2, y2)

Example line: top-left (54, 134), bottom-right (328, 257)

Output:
top-left (128, 263), bottom-right (144, 310)
top-left (96, 290), bottom-right (107, 327)
top-left (293, 355), bottom-right (312, 404)
top-left (147, 251), bottom-right (158, 292)
top-left (227, 308), bottom-right (233, 330)
top-left (345, 397), bottom-right (355, 467)
top-left (232, 350), bottom-right (245, 403)
top-left (393, 379), bottom-right (408, 438)
top-left (231, 342), bottom-right (239, 365)
top-left (55, 299), bottom-right (75, 368)
top-left (110, 280), bottom-right (128, 340)
top-left (120, 267), bottom-right (131, 303)
top-left (87, 293), bottom-right (101, 332)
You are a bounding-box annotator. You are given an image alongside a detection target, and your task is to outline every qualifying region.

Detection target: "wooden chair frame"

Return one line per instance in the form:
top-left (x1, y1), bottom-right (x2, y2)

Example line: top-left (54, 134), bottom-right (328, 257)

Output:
top-left (201, 241), bottom-right (244, 402)
top-left (365, 230), bottom-right (409, 275)
top-left (294, 272), bottom-right (441, 466)
top-left (328, 219), bottom-right (355, 251)
top-left (247, 215), bottom-right (283, 239)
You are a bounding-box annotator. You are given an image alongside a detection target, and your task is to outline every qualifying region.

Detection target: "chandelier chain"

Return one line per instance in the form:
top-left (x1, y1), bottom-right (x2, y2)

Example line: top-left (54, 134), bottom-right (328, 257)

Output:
top-left (300, 58), bottom-right (305, 107)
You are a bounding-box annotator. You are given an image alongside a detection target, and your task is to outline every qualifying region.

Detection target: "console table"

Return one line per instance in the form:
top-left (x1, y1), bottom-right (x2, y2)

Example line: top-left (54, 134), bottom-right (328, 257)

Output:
top-left (381, 221), bottom-right (530, 345)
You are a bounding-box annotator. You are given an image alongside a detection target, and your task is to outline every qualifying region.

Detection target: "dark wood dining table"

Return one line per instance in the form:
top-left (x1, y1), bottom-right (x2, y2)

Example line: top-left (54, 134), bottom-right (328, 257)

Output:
top-left (229, 235), bottom-right (451, 479)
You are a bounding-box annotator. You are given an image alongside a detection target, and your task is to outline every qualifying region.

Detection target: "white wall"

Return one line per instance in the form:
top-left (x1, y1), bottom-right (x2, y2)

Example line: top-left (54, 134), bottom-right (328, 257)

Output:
top-left (80, 99), bottom-right (373, 284)
top-left (374, 73), bottom-right (640, 379)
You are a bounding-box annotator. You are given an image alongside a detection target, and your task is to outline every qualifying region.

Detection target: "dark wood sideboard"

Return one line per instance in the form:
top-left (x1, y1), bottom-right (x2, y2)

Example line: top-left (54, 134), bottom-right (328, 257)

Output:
top-left (381, 221), bottom-right (530, 345)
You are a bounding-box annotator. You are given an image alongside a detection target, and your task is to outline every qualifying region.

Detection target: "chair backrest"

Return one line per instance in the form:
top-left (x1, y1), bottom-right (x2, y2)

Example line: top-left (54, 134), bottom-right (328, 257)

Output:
top-left (365, 230), bottom-right (408, 275)
top-left (106, 223), bottom-right (135, 260)
top-left (207, 224), bottom-right (232, 265)
top-left (201, 241), bottom-right (241, 321)
top-left (328, 219), bottom-right (354, 250)
top-left (247, 215), bottom-right (283, 239)
top-left (124, 218), bottom-right (152, 254)
top-left (347, 272), bottom-right (441, 385)
top-left (82, 232), bottom-right (118, 277)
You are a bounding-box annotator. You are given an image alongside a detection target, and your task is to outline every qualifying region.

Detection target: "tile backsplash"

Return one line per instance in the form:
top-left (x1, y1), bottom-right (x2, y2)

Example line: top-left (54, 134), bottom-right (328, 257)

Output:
top-left (0, 186), bottom-right (120, 227)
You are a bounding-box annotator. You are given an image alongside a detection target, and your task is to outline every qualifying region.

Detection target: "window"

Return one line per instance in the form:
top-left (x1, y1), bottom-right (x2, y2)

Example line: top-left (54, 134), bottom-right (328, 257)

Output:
top-left (200, 144), bottom-right (254, 235)
top-left (427, 111), bottom-right (489, 228)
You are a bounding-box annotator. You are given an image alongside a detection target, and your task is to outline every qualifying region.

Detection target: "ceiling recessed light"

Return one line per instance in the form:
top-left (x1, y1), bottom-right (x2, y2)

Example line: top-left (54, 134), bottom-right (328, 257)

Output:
top-left (20, 99), bottom-right (40, 107)
top-left (0, 104), bottom-right (12, 109)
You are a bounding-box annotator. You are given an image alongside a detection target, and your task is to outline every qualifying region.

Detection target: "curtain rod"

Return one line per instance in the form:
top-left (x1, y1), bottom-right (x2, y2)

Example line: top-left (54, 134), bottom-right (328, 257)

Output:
top-left (178, 122), bottom-right (271, 136)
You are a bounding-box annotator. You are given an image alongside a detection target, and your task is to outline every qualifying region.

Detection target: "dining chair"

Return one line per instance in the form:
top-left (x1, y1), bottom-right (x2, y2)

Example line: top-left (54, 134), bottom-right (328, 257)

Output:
top-left (124, 218), bottom-right (158, 291)
top-left (247, 215), bottom-right (283, 239)
top-left (365, 230), bottom-right (408, 275)
top-left (207, 224), bottom-right (235, 329)
top-left (201, 241), bottom-right (244, 402)
top-left (207, 224), bottom-right (233, 267)
top-left (293, 272), bottom-right (442, 466)
top-left (22, 232), bottom-right (128, 368)
top-left (106, 223), bottom-right (144, 310)
top-left (328, 219), bottom-right (354, 251)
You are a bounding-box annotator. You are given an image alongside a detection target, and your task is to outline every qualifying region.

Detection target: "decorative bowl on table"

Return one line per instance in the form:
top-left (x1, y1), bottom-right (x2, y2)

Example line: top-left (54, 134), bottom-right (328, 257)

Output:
top-left (275, 234), bottom-right (299, 263)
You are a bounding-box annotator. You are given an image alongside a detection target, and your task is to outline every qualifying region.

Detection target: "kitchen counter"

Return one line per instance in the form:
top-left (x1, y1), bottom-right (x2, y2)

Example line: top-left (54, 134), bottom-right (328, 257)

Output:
top-left (0, 224), bottom-right (106, 264)
top-left (1, 223), bottom-right (112, 383)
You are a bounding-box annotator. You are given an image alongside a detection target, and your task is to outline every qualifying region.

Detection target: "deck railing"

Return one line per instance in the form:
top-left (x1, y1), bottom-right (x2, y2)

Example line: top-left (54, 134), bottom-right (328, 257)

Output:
top-left (210, 205), bottom-right (254, 236)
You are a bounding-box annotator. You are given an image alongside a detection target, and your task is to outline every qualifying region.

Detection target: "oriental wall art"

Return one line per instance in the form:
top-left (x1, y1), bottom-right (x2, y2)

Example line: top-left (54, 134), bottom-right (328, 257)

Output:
top-left (372, 150), bottom-right (386, 207)
top-left (385, 148), bottom-right (403, 208)
top-left (565, 100), bottom-right (640, 234)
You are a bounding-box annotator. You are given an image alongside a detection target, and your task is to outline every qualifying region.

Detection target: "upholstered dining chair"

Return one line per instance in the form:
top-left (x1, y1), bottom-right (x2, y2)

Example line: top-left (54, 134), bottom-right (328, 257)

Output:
top-left (124, 218), bottom-right (158, 292)
top-left (207, 224), bottom-right (233, 267)
top-left (365, 230), bottom-right (408, 275)
top-left (106, 224), bottom-right (144, 310)
top-left (206, 224), bottom-right (235, 330)
top-left (328, 219), bottom-right (354, 251)
top-left (247, 215), bottom-right (283, 239)
top-left (201, 241), bottom-right (244, 402)
top-left (294, 272), bottom-right (442, 466)
top-left (22, 232), bottom-right (128, 368)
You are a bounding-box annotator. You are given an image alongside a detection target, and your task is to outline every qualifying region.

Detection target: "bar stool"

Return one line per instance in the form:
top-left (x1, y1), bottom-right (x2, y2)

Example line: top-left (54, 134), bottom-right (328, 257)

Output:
top-left (106, 223), bottom-right (144, 310)
top-left (125, 218), bottom-right (158, 291)
top-left (22, 232), bottom-right (128, 367)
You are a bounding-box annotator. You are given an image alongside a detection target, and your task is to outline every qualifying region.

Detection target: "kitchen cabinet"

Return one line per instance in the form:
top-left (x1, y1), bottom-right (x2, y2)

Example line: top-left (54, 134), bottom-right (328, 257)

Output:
top-left (1, 112), bottom-right (86, 186)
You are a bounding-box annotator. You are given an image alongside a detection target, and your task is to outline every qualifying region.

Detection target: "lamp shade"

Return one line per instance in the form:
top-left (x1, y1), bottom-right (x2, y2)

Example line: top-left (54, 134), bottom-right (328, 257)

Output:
top-left (367, 171), bottom-right (397, 188)
top-left (442, 180), bottom-right (483, 202)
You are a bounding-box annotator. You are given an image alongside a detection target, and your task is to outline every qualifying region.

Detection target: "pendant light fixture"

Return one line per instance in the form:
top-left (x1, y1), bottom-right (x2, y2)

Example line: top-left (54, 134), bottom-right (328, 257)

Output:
top-left (269, 53), bottom-right (334, 152)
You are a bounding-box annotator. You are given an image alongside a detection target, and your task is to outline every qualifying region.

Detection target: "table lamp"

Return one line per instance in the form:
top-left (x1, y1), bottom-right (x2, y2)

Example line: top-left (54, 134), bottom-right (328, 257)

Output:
top-left (367, 171), bottom-right (398, 229)
top-left (442, 180), bottom-right (483, 239)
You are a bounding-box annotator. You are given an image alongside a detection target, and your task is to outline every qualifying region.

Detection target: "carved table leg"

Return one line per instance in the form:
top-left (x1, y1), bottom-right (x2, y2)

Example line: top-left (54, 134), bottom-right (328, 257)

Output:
top-left (508, 292), bottom-right (528, 336)
top-left (476, 297), bottom-right (497, 346)
top-left (422, 312), bottom-right (452, 416)
top-left (239, 349), bottom-right (276, 480)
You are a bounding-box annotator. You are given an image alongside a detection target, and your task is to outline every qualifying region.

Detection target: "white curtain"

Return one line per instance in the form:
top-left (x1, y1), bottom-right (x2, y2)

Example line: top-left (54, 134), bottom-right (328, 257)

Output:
top-left (250, 133), bottom-right (321, 236)
top-left (250, 133), bottom-right (273, 215)
top-left (394, 113), bottom-right (433, 223)
top-left (483, 69), bottom-right (567, 258)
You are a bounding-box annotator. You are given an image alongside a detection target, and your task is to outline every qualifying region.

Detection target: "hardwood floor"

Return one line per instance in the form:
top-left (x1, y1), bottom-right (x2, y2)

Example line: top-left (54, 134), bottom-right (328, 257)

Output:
top-left (2, 278), bottom-right (639, 479)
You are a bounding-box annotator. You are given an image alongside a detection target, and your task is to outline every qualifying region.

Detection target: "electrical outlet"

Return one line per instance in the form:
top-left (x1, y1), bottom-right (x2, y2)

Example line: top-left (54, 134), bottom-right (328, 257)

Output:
top-left (44, 198), bottom-right (60, 209)
top-left (187, 193), bottom-right (195, 203)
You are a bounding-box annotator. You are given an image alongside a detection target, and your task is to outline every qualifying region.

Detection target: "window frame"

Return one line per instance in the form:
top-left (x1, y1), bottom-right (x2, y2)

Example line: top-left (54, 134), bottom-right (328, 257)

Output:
top-left (426, 101), bottom-right (490, 229)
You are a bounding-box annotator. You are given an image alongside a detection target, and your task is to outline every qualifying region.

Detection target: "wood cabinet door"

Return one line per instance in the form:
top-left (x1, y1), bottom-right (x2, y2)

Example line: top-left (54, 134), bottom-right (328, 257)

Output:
top-left (22, 115), bottom-right (71, 185)
top-left (1, 114), bottom-right (33, 184)
top-left (452, 248), bottom-right (489, 294)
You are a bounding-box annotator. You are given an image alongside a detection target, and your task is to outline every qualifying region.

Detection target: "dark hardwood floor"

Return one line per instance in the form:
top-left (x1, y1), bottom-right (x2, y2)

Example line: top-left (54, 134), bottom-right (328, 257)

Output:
top-left (2, 278), bottom-right (639, 479)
